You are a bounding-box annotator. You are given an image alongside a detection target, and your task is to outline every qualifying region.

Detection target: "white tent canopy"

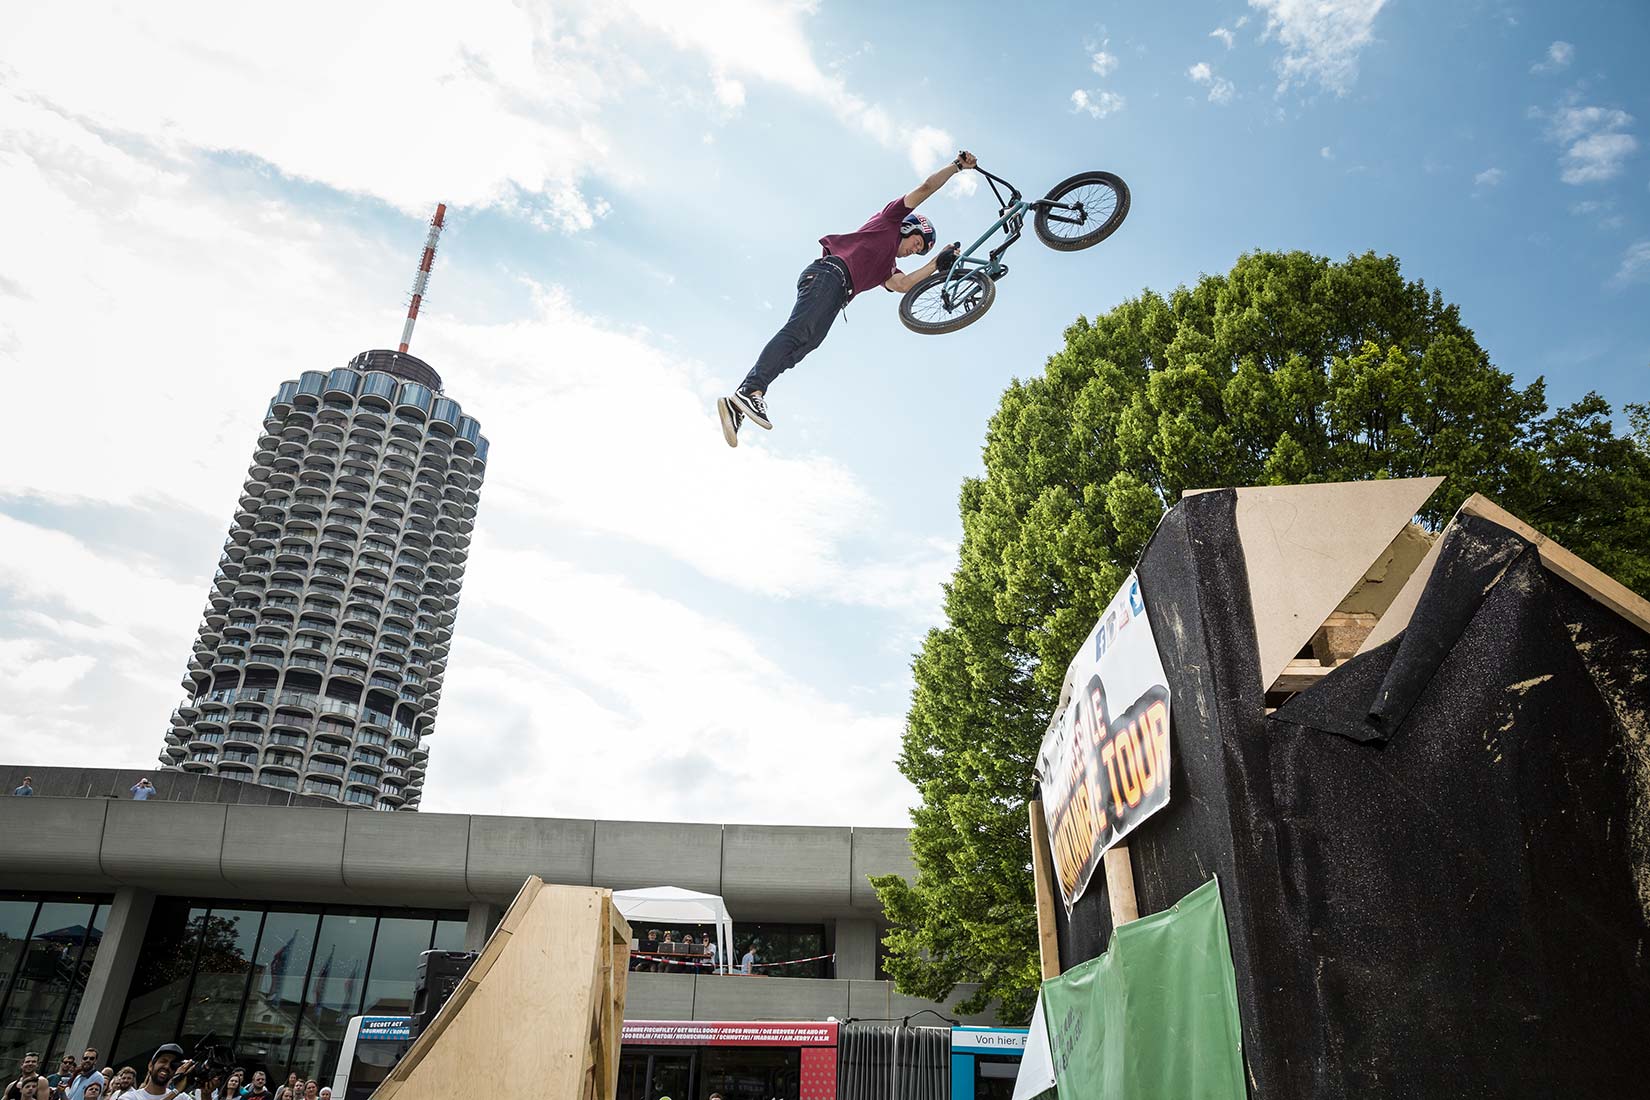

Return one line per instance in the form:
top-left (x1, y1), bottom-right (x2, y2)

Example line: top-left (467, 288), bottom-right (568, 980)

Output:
top-left (612, 886), bottom-right (736, 974)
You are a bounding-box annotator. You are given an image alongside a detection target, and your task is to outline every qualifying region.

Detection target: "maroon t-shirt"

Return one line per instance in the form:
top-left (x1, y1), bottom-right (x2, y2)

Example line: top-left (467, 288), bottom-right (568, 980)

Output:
top-left (820, 196), bottom-right (911, 295)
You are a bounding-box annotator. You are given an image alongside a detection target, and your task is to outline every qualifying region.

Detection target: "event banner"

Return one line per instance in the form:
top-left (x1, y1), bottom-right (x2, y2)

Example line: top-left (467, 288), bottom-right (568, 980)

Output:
top-left (1034, 570), bottom-right (1171, 911)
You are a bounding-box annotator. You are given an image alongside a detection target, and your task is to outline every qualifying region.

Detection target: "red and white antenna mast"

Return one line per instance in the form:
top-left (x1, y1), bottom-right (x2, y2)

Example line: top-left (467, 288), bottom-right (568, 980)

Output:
top-left (398, 202), bottom-right (447, 354)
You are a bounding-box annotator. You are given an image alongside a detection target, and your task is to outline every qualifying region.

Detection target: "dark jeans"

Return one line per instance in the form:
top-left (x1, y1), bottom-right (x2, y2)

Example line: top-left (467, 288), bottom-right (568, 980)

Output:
top-left (740, 258), bottom-right (850, 394)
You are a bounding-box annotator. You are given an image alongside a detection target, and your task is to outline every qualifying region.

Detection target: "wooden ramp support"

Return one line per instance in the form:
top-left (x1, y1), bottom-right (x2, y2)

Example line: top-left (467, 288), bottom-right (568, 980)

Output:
top-left (374, 877), bottom-right (631, 1100)
top-left (1029, 800), bottom-right (1062, 979)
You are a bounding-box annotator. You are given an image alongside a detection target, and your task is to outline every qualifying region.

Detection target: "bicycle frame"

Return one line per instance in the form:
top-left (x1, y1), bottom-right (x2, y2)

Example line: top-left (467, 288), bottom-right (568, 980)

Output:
top-left (934, 166), bottom-right (1086, 307)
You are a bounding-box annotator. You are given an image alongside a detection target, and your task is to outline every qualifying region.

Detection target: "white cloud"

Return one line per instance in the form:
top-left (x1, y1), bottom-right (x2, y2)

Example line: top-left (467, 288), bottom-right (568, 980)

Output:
top-left (1611, 240), bottom-right (1650, 288)
top-left (0, 640), bottom-right (96, 697)
top-left (1070, 89), bottom-right (1126, 119)
top-left (1249, 0), bottom-right (1388, 95)
top-left (0, 0), bottom-right (617, 217)
top-left (613, 0), bottom-right (973, 192)
top-left (0, 0), bottom-right (968, 217)
top-left (1210, 27), bottom-right (1237, 49)
top-left (712, 71), bottom-right (747, 110)
top-left (1188, 62), bottom-right (1236, 105)
top-left (0, 512), bottom-right (207, 769)
top-left (419, 547), bottom-right (917, 824)
top-left (1091, 50), bottom-right (1118, 76)
top-left (1320, 146), bottom-right (1335, 159)
top-left (1474, 166), bottom-right (1505, 187)
top-left (1531, 40), bottom-right (1574, 74)
top-left (1535, 104), bottom-right (1639, 184)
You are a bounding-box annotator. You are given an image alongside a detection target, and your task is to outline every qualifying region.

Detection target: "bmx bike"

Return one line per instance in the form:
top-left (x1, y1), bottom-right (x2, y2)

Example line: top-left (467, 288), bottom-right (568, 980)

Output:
top-left (898, 165), bottom-right (1130, 335)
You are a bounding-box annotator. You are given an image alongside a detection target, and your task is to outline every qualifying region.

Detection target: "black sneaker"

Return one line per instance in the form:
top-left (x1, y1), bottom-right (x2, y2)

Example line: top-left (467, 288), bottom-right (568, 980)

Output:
top-left (730, 388), bottom-right (773, 430)
top-left (717, 397), bottom-right (744, 447)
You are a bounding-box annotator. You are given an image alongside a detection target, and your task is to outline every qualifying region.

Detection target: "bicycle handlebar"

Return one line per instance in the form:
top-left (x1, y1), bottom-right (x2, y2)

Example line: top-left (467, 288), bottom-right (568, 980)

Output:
top-left (968, 165), bottom-right (1022, 210)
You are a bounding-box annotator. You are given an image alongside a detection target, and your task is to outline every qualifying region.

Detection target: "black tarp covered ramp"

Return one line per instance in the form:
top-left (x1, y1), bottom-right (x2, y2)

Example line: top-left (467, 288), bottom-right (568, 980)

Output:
top-left (1050, 481), bottom-right (1650, 1098)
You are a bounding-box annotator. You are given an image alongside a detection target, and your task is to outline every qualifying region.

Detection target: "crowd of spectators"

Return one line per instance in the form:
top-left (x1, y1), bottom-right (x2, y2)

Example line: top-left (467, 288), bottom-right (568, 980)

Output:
top-left (4, 1049), bottom-right (331, 1100)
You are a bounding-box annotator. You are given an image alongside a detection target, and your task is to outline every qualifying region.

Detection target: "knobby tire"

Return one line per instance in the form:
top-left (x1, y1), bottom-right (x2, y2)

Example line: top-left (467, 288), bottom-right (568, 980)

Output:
top-left (898, 270), bottom-right (997, 335)
top-left (1033, 171), bottom-right (1130, 251)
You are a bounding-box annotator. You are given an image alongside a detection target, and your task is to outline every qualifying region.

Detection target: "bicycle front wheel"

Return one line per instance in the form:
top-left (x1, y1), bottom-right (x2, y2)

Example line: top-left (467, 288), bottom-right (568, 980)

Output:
top-left (899, 270), bottom-right (997, 335)
top-left (1034, 171), bottom-right (1129, 251)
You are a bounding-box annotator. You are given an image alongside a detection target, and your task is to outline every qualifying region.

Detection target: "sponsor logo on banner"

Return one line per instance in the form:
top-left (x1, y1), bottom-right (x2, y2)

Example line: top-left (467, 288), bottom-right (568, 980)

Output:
top-left (1034, 571), bottom-right (1171, 911)
top-left (359, 1016), bottom-right (412, 1040)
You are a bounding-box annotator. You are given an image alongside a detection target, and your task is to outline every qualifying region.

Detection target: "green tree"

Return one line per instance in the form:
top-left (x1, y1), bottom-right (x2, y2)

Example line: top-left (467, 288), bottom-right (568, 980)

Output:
top-left (871, 251), bottom-right (1650, 1022)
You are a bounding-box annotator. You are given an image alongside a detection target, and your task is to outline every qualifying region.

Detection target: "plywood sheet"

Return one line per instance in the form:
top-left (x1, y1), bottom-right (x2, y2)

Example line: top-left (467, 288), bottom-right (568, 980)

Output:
top-left (1230, 477), bottom-right (1444, 691)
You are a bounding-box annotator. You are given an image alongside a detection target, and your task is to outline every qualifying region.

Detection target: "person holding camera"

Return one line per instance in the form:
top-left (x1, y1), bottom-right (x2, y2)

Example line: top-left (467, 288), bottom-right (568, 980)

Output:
top-left (135, 1046), bottom-right (194, 1100)
top-left (188, 1069), bottom-right (224, 1100)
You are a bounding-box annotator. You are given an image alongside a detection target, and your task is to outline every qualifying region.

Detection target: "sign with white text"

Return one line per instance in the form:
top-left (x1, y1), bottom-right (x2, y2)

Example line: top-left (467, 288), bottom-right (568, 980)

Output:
top-left (1034, 571), bottom-right (1171, 911)
top-left (619, 1020), bottom-right (838, 1047)
top-left (951, 1026), bottom-right (1030, 1054)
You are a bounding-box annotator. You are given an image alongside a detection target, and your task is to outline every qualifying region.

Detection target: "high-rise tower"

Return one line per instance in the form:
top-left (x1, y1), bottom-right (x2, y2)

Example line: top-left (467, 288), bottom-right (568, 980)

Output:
top-left (161, 206), bottom-right (486, 809)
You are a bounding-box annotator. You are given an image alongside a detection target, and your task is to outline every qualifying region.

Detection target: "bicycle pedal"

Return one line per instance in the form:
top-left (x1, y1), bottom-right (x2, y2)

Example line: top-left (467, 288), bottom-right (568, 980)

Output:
top-left (990, 266), bottom-right (1009, 282)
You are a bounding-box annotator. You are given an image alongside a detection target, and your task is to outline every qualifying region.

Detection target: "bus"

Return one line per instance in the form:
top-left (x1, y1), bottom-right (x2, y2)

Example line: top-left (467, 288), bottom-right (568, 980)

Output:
top-left (330, 1016), bottom-right (412, 1100)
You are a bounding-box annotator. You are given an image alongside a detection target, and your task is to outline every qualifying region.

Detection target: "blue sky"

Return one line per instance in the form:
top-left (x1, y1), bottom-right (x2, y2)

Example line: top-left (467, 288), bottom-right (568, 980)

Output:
top-left (1, 0), bottom-right (1645, 825)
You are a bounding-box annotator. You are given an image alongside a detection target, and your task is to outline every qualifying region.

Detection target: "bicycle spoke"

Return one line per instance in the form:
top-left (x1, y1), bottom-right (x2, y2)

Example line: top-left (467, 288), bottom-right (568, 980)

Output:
top-left (910, 274), bottom-right (986, 325)
top-left (1042, 183), bottom-right (1118, 239)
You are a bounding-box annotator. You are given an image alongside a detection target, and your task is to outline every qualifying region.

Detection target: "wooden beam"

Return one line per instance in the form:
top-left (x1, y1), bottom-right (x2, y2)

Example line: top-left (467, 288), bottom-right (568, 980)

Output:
top-left (1028, 800), bottom-right (1062, 980)
top-left (1271, 657), bottom-right (1348, 694)
top-left (1103, 846), bottom-right (1139, 928)
top-left (1460, 494), bottom-right (1650, 637)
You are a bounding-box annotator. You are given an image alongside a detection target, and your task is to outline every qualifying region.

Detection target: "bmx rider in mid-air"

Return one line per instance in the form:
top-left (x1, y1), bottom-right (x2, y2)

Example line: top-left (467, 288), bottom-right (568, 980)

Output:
top-left (717, 150), bottom-right (978, 447)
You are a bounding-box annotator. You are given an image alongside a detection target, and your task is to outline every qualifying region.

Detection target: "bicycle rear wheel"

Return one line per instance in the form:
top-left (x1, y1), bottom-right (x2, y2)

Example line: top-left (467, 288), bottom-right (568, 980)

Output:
top-left (1034, 171), bottom-right (1129, 251)
top-left (899, 270), bottom-right (997, 334)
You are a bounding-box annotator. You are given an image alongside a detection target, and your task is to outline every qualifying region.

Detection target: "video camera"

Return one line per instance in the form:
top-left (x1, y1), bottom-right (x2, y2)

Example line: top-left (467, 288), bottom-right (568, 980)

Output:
top-left (172, 1033), bottom-right (236, 1089)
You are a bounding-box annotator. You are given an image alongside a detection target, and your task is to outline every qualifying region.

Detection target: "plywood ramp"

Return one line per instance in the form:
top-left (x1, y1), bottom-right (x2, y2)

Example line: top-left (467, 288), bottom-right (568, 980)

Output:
top-left (375, 877), bottom-right (631, 1100)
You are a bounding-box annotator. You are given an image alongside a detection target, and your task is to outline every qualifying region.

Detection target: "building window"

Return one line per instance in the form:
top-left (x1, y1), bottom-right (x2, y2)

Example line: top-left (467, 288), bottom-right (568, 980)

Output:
top-left (0, 894), bottom-right (110, 1070)
top-left (111, 901), bottom-right (463, 1089)
top-left (732, 923), bottom-right (830, 979)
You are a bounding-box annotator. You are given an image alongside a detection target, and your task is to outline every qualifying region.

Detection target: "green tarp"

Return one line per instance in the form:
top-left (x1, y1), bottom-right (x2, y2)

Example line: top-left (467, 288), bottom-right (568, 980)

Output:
top-left (1041, 877), bottom-right (1246, 1100)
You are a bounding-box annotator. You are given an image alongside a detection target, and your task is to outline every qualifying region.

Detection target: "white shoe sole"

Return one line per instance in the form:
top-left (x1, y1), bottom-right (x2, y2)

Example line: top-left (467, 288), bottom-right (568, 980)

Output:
top-left (717, 398), bottom-right (740, 448)
top-left (730, 390), bottom-right (773, 430)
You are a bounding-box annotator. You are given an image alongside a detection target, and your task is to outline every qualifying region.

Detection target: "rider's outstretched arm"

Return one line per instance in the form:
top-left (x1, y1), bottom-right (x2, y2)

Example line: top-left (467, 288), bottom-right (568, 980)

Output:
top-left (904, 150), bottom-right (978, 209)
top-left (885, 258), bottom-right (940, 294)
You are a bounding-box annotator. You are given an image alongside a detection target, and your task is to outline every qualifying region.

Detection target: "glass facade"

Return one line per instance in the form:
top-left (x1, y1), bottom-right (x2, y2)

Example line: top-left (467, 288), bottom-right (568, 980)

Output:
top-left (112, 900), bottom-right (463, 1086)
top-left (0, 894), bottom-right (110, 1070)
top-left (735, 923), bottom-right (829, 979)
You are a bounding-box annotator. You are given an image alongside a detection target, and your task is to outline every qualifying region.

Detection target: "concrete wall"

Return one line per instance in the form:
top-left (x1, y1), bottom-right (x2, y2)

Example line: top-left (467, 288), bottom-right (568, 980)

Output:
top-left (0, 794), bottom-right (917, 917)
top-left (832, 918), bottom-right (879, 981)
top-left (1, 764), bottom-right (335, 806)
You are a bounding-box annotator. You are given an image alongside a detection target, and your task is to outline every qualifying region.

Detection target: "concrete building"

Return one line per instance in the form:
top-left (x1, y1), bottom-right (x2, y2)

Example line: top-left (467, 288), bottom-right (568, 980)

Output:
top-left (160, 351), bottom-right (487, 810)
top-left (0, 793), bottom-right (998, 1087)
